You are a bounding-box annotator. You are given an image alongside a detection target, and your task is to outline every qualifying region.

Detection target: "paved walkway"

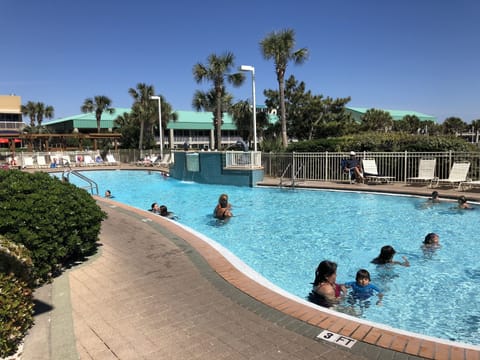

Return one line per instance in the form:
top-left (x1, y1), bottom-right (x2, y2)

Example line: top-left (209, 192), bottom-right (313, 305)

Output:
top-left (19, 177), bottom-right (480, 360)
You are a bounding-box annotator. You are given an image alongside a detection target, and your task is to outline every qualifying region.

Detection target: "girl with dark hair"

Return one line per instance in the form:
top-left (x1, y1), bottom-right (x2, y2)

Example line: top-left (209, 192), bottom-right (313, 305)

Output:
top-left (371, 245), bottom-right (409, 266)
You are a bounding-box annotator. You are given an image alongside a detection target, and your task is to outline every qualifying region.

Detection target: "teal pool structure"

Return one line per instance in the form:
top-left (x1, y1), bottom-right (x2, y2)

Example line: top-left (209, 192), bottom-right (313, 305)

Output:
top-left (57, 170), bottom-right (480, 347)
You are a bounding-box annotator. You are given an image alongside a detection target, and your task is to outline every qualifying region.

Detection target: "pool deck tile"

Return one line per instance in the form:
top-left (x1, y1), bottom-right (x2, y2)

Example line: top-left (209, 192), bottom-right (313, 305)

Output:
top-left (20, 168), bottom-right (480, 360)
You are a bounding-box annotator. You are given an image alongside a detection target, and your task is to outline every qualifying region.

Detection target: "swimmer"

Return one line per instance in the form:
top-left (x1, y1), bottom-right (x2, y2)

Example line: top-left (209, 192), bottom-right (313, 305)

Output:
top-left (457, 195), bottom-right (473, 209)
top-left (149, 202), bottom-right (161, 214)
top-left (159, 205), bottom-right (177, 220)
top-left (371, 245), bottom-right (410, 267)
top-left (214, 194), bottom-right (233, 220)
top-left (105, 190), bottom-right (113, 198)
top-left (345, 269), bottom-right (383, 305)
top-left (423, 233), bottom-right (440, 248)
top-left (429, 191), bottom-right (440, 203)
top-left (308, 260), bottom-right (346, 308)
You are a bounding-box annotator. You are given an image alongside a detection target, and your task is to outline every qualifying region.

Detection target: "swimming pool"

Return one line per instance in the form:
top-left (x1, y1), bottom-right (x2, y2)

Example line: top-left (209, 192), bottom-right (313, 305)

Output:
top-left (59, 170), bottom-right (480, 346)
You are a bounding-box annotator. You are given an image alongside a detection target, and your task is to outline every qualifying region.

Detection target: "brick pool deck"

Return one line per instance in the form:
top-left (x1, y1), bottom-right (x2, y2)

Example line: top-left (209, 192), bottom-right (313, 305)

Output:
top-left (20, 168), bottom-right (480, 359)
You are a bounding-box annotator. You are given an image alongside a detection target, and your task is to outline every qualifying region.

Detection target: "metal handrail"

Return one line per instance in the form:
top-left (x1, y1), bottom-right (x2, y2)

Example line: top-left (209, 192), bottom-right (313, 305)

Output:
top-left (291, 164), bottom-right (304, 188)
top-left (279, 163), bottom-right (292, 187)
top-left (62, 169), bottom-right (99, 195)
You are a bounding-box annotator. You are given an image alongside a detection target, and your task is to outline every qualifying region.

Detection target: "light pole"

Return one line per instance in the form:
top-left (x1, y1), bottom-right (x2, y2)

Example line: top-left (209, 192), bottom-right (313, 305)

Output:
top-left (149, 95), bottom-right (163, 160)
top-left (239, 65), bottom-right (257, 151)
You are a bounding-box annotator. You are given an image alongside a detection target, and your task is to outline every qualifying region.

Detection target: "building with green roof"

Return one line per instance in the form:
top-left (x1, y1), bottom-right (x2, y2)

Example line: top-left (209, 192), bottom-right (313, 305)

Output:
top-left (44, 106), bottom-right (435, 149)
top-left (346, 107), bottom-right (436, 122)
top-left (45, 108), bottom-right (278, 150)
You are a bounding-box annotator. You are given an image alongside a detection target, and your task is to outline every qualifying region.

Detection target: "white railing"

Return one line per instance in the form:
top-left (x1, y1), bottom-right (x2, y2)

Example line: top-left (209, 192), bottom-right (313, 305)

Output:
top-left (225, 151), bottom-right (262, 169)
top-left (262, 151), bottom-right (480, 183)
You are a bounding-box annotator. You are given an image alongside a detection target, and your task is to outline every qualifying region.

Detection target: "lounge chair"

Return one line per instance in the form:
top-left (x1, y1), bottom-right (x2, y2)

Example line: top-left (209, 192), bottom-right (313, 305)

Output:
top-left (106, 154), bottom-right (118, 165)
top-left (83, 155), bottom-right (96, 166)
top-left (407, 159), bottom-right (436, 186)
top-left (62, 155), bottom-right (72, 167)
top-left (459, 180), bottom-right (480, 191)
top-left (362, 159), bottom-right (394, 184)
top-left (137, 155), bottom-right (157, 166)
top-left (36, 155), bottom-right (48, 168)
top-left (431, 162), bottom-right (470, 190)
top-left (157, 154), bottom-right (172, 168)
top-left (22, 156), bottom-right (35, 168)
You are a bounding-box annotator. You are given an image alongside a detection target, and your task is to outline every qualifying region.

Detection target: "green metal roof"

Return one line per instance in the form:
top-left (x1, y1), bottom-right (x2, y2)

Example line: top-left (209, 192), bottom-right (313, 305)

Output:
top-left (169, 111), bottom-right (237, 130)
top-left (347, 107), bottom-right (437, 122)
top-left (45, 108), bottom-right (131, 129)
top-left (45, 108), bottom-right (278, 131)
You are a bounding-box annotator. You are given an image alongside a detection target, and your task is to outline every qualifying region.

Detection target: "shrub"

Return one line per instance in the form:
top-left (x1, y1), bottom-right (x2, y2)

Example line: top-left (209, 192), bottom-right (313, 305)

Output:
top-left (0, 170), bottom-right (107, 282)
top-left (0, 273), bottom-right (34, 358)
top-left (287, 133), bottom-right (479, 153)
top-left (0, 236), bottom-right (34, 287)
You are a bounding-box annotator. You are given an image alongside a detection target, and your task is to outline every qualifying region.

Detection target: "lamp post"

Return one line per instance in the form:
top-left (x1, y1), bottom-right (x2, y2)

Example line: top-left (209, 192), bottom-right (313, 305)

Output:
top-left (239, 65), bottom-right (257, 151)
top-left (149, 95), bottom-right (163, 160)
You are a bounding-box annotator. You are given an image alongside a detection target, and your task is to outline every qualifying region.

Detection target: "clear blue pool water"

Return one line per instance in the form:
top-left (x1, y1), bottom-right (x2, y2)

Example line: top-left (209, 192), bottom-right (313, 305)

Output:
top-left (57, 170), bottom-right (480, 346)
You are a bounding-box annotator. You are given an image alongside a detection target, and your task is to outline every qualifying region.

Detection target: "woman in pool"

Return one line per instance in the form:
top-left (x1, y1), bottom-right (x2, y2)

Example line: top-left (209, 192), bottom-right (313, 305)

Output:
top-left (371, 245), bottom-right (410, 267)
top-left (214, 194), bottom-right (233, 220)
top-left (308, 260), bottom-right (346, 308)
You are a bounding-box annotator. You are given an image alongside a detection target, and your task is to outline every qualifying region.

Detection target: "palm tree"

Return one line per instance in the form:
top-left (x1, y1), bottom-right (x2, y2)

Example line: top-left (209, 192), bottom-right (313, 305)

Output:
top-left (21, 101), bottom-right (38, 127)
top-left (128, 83), bottom-right (155, 154)
top-left (193, 52), bottom-right (245, 150)
top-left (35, 102), bottom-right (54, 128)
top-left (231, 100), bottom-right (270, 149)
top-left (81, 95), bottom-right (114, 133)
top-left (260, 28), bottom-right (308, 148)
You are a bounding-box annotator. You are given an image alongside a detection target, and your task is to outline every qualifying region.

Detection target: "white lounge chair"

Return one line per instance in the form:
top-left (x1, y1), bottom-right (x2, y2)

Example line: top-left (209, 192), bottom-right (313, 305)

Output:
top-left (106, 154), bottom-right (118, 165)
top-left (432, 162), bottom-right (470, 190)
top-left (22, 156), bottom-right (35, 168)
top-left (137, 155), bottom-right (157, 166)
top-left (36, 155), bottom-right (48, 168)
top-left (407, 159), bottom-right (436, 186)
top-left (62, 155), bottom-right (72, 167)
top-left (362, 159), bottom-right (394, 184)
top-left (460, 180), bottom-right (480, 191)
top-left (157, 154), bottom-right (172, 168)
top-left (83, 155), bottom-right (96, 166)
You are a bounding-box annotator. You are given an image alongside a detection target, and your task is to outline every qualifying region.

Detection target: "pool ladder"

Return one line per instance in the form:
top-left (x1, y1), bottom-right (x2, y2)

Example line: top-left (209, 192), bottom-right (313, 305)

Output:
top-left (62, 169), bottom-right (99, 195)
top-left (279, 164), bottom-right (304, 189)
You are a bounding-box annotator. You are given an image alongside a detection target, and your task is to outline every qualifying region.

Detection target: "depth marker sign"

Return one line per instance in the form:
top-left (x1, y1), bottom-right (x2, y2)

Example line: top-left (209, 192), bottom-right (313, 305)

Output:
top-left (316, 330), bottom-right (357, 348)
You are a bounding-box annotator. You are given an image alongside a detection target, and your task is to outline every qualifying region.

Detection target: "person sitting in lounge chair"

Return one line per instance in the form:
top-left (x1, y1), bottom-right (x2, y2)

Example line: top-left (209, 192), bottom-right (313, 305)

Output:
top-left (342, 151), bottom-right (364, 183)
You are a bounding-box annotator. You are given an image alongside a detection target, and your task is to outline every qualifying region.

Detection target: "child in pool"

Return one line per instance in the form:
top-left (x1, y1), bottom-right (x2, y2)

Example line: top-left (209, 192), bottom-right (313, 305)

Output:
top-left (371, 245), bottom-right (410, 267)
top-left (422, 233), bottom-right (440, 248)
top-left (345, 269), bottom-right (383, 305)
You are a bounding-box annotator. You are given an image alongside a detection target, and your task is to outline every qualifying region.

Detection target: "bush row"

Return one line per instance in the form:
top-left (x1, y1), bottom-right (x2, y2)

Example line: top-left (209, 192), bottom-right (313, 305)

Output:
top-left (287, 133), bottom-right (479, 152)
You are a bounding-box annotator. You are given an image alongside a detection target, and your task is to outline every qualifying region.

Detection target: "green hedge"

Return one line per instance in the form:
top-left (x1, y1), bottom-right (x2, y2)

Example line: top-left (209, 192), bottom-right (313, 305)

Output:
top-left (0, 273), bottom-right (34, 358)
top-left (287, 133), bottom-right (479, 152)
top-left (0, 236), bottom-right (34, 287)
top-left (0, 170), bottom-right (107, 282)
top-left (0, 237), bottom-right (35, 358)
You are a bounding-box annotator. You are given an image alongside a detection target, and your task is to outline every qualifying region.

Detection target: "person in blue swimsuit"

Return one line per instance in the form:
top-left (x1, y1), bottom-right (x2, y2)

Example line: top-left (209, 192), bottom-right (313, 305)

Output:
top-left (345, 269), bottom-right (383, 305)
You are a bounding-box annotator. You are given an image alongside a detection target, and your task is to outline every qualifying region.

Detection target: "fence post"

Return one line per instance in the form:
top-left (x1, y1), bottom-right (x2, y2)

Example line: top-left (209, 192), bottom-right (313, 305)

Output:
top-left (292, 152), bottom-right (296, 180)
top-left (325, 151), bottom-right (329, 182)
top-left (404, 150), bottom-right (408, 183)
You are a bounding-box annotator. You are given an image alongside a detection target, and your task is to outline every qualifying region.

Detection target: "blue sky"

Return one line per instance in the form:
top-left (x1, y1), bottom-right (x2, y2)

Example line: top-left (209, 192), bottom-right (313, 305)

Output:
top-left (1, 0), bottom-right (479, 123)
